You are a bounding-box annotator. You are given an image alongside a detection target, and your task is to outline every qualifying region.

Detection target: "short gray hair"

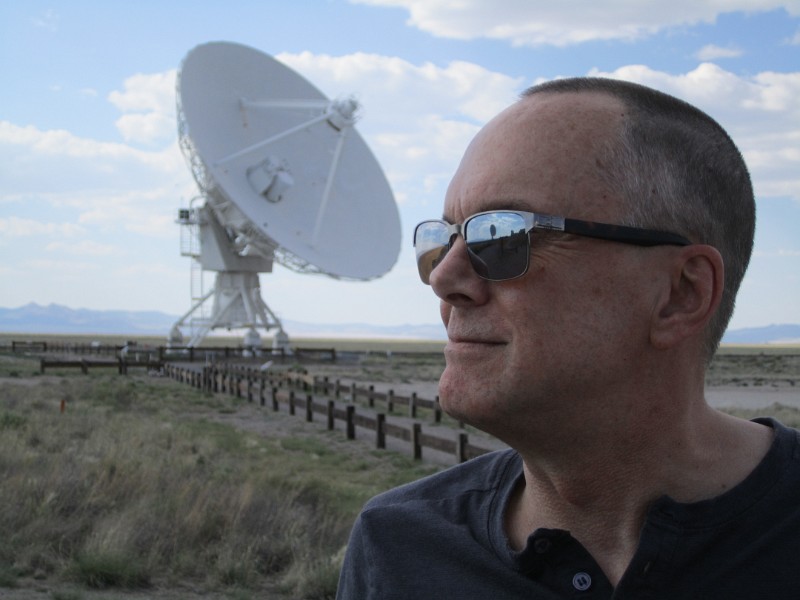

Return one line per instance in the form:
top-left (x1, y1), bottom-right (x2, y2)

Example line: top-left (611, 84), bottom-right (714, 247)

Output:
top-left (522, 77), bottom-right (755, 360)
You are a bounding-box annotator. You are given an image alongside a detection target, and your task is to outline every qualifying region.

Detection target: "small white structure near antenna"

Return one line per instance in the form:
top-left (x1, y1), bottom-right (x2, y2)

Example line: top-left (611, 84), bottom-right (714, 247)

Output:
top-left (170, 42), bottom-right (401, 351)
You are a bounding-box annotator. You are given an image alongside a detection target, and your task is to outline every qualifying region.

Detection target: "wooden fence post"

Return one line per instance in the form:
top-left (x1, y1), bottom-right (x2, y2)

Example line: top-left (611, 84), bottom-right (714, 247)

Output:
top-left (350, 382), bottom-right (357, 402)
top-left (376, 414), bottom-right (386, 449)
top-left (346, 405), bottom-right (355, 440)
top-left (412, 423), bottom-right (422, 460)
top-left (271, 387), bottom-right (279, 411)
top-left (327, 400), bottom-right (335, 430)
top-left (387, 389), bottom-right (394, 413)
top-left (457, 432), bottom-right (468, 463)
top-left (305, 394), bottom-right (313, 422)
top-left (409, 392), bottom-right (417, 418)
top-left (434, 396), bottom-right (442, 423)
top-left (368, 385), bottom-right (375, 408)
top-left (289, 391), bottom-right (296, 416)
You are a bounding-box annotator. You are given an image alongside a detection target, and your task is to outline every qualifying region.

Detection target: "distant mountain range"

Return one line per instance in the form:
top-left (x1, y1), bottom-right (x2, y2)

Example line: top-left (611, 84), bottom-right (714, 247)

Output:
top-left (1, 302), bottom-right (798, 344)
top-left (0, 302), bottom-right (447, 341)
top-left (720, 323), bottom-right (800, 345)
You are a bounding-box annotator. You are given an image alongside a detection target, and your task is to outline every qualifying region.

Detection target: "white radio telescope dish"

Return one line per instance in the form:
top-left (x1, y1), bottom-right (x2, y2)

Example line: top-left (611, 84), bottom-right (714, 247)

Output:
top-left (169, 42), bottom-right (401, 350)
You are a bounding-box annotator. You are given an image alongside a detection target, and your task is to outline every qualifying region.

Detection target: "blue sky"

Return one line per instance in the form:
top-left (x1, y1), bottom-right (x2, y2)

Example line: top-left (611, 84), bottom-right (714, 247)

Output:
top-left (1, 0), bottom-right (799, 337)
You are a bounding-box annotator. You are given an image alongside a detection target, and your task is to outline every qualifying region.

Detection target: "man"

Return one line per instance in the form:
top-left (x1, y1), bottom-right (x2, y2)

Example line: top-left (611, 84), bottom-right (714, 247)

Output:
top-left (336, 78), bottom-right (800, 598)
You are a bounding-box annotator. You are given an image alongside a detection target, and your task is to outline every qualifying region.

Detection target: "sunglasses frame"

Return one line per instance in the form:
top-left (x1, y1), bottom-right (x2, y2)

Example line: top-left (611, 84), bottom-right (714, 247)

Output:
top-left (413, 210), bottom-right (693, 284)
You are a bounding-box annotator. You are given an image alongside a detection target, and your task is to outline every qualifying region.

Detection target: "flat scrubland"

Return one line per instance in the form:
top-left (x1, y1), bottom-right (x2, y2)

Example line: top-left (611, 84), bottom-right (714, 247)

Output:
top-left (0, 336), bottom-right (797, 599)
top-left (0, 351), bottom-right (438, 600)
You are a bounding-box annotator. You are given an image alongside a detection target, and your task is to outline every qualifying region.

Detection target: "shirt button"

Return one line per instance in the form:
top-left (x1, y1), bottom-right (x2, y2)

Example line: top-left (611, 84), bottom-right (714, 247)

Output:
top-left (572, 572), bottom-right (592, 591)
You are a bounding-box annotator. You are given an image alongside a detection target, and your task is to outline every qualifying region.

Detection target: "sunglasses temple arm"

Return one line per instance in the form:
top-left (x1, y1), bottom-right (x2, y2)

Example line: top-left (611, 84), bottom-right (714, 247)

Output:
top-left (562, 218), bottom-right (692, 247)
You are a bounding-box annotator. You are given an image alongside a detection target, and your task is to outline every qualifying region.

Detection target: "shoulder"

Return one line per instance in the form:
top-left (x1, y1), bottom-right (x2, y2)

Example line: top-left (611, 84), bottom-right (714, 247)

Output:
top-left (363, 448), bottom-right (521, 513)
top-left (756, 417), bottom-right (800, 460)
top-left (338, 450), bottom-right (523, 598)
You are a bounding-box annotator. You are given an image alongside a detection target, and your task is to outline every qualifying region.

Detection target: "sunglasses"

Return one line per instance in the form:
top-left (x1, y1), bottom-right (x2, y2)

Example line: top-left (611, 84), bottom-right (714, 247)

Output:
top-left (413, 210), bottom-right (692, 284)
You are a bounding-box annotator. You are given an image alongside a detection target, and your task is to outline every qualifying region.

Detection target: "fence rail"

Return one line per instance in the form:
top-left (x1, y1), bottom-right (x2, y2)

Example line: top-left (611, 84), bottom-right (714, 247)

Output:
top-left (9, 341), bottom-right (338, 363)
top-left (163, 362), bottom-right (495, 464)
top-left (37, 356), bottom-right (165, 374)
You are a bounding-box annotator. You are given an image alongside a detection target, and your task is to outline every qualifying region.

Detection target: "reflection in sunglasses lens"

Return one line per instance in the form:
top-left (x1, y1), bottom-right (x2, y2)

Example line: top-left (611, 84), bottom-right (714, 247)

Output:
top-left (414, 212), bottom-right (530, 283)
top-left (414, 221), bottom-right (451, 284)
top-left (465, 213), bottom-right (528, 280)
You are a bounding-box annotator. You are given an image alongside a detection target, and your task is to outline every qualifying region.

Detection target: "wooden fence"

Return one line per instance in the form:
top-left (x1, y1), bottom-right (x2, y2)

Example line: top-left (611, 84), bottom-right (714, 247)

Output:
top-left (163, 362), bottom-right (495, 464)
top-left (10, 341), bottom-right (338, 364)
top-left (37, 356), bottom-right (165, 375)
top-left (9, 340), bottom-right (491, 464)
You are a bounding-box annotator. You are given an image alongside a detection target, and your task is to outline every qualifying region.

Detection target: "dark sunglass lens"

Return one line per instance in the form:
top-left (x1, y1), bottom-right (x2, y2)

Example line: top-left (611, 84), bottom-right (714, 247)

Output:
top-left (465, 213), bottom-right (528, 280)
top-left (414, 221), bottom-right (451, 284)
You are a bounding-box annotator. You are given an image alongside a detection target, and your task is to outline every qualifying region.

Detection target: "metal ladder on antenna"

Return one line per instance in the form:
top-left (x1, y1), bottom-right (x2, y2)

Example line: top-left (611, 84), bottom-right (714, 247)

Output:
top-left (179, 219), bottom-right (199, 258)
top-left (190, 259), bottom-right (207, 320)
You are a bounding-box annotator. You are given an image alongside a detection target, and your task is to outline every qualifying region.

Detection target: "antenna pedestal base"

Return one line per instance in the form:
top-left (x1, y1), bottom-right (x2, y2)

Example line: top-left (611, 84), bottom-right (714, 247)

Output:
top-left (170, 272), bottom-right (288, 350)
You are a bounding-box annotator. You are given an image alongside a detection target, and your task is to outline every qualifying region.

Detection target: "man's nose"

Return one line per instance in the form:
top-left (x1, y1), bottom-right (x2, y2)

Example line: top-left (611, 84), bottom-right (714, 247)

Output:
top-left (429, 236), bottom-right (490, 306)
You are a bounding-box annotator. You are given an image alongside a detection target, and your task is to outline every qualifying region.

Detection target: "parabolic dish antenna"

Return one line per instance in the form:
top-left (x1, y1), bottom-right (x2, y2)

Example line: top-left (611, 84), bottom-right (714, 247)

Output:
top-left (169, 41), bottom-right (401, 350)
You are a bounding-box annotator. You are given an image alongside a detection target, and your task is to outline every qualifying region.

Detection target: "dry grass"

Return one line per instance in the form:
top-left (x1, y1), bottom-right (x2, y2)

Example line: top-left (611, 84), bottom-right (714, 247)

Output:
top-left (0, 354), bottom-right (438, 598)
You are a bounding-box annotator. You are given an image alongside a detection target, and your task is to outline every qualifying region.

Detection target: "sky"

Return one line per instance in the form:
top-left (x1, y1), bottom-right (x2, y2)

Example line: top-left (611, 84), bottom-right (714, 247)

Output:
top-left (1, 0), bottom-right (799, 338)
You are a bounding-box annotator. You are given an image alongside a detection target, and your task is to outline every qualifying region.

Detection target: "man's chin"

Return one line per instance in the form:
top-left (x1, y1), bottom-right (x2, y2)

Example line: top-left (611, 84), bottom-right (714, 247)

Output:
top-left (437, 370), bottom-right (490, 429)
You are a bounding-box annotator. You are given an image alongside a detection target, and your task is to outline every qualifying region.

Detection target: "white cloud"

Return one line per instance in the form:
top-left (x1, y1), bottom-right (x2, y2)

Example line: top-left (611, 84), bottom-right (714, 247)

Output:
top-left (0, 119), bottom-right (192, 250)
top-left (695, 44), bottom-right (744, 61)
top-left (277, 53), bottom-right (800, 207)
top-left (108, 71), bottom-right (176, 113)
top-left (23, 258), bottom-right (100, 274)
top-left (0, 121), bottom-right (187, 197)
top-left (115, 112), bottom-right (175, 145)
top-left (278, 52), bottom-right (520, 123)
top-left (32, 9), bottom-right (59, 31)
top-left (44, 240), bottom-right (120, 256)
top-left (587, 63), bottom-right (800, 201)
top-left (75, 188), bottom-right (181, 239)
top-left (788, 29), bottom-right (800, 44)
top-left (352, 0), bottom-right (800, 46)
top-left (0, 121), bottom-right (175, 166)
top-left (0, 217), bottom-right (85, 237)
top-left (277, 52), bottom-right (520, 206)
top-left (108, 70), bottom-right (177, 145)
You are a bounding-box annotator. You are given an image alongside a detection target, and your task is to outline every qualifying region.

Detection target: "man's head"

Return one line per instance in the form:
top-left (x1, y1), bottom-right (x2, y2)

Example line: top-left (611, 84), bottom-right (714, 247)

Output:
top-left (423, 80), bottom-right (754, 440)
top-left (522, 78), bottom-right (755, 359)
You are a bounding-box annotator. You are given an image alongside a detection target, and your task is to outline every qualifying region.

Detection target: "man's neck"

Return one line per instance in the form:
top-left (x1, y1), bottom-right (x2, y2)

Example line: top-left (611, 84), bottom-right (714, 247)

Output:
top-left (503, 402), bottom-right (773, 586)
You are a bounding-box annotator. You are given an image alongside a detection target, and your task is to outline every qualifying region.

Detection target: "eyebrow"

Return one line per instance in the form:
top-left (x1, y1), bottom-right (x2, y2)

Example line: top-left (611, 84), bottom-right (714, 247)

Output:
top-left (441, 199), bottom-right (536, 223)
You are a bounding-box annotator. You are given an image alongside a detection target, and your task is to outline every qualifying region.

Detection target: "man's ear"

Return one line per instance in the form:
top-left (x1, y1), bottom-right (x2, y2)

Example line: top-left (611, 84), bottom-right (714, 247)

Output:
top-left (650, 245), bottom-right (724, 350)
